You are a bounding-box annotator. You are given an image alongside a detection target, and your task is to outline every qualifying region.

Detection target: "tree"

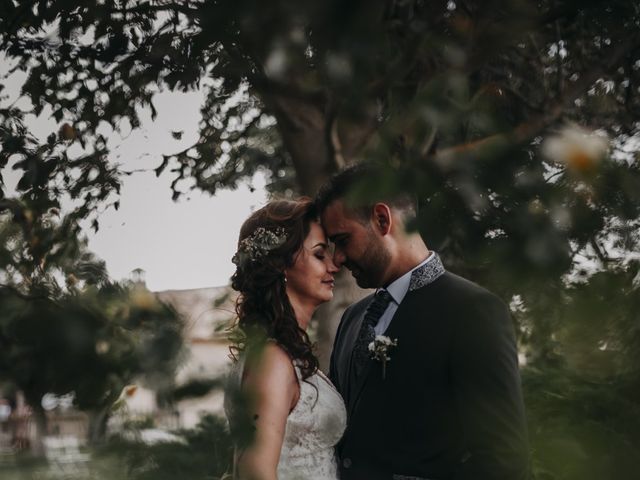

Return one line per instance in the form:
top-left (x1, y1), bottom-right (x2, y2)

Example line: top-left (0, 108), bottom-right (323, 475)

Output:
top-left (2, 0), bottom-right (639, 319)
top-left (0, 207), bottom-right (185, 453)
top-left (2, 1), bottom-right (640, 476)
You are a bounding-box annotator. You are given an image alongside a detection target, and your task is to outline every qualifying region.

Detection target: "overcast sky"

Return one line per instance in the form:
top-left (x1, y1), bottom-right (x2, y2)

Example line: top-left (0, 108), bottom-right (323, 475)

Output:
top-left (1, 66), bottom-right (268, 292)
top-left (87, 171), bottom-right (267, 292)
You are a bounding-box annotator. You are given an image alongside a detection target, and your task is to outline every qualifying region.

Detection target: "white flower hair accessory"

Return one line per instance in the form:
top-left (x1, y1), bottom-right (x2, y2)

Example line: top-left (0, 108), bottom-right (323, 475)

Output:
top-left (368, 335), bottom-right (398, 380)
top-left (232, 227), bottom-right (288, 267)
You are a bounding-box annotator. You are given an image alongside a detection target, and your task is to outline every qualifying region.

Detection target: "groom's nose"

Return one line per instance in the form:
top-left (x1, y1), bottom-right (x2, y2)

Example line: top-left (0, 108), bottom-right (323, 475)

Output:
top-left (332, 248), bottom-right (346, 267)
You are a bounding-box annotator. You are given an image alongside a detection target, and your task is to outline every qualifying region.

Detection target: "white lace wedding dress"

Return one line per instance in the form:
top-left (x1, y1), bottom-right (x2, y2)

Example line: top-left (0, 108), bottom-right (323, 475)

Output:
top-left (225, 357), bottom-right (347, 480)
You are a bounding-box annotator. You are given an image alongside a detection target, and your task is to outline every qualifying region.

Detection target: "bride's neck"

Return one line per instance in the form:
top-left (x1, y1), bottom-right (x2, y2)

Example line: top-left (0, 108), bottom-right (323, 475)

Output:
top-left (287, 294), bottom-right (315, 331)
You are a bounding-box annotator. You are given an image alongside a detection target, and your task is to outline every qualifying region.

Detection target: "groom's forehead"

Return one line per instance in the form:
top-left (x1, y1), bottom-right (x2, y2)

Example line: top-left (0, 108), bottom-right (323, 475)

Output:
top-left (321, 200), bottom-right (362, 234)
top-left (321, 200), bottom-right (348, 223)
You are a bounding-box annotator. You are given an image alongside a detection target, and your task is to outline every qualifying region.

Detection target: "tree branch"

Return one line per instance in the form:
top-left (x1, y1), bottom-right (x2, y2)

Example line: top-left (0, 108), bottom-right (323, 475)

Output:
top-left (431, 33), bottom-right (640, 167)
top-left (0, 283), bottom-right (49, 301)
top-left (108, 1), bottom-right (200, 18)
top-left (590, 238), bottom-right (611, 264)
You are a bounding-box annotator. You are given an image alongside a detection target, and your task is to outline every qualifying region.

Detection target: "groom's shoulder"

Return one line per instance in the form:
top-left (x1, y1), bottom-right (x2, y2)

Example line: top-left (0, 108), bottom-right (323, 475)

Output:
top-left (430, 271), bottom-right (506, 309)
top-left (438, 271), bottom-right (493, 295)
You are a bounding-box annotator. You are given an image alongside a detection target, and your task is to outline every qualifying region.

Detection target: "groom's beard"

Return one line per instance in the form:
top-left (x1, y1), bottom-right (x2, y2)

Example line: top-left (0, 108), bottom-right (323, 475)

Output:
top-left (347, 236), bottom-right (390, 289)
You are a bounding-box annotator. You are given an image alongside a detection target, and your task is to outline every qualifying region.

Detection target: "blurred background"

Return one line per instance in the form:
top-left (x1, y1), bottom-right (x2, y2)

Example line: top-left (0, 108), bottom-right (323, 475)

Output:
top-left (1, 1), bottom-right (640, 479)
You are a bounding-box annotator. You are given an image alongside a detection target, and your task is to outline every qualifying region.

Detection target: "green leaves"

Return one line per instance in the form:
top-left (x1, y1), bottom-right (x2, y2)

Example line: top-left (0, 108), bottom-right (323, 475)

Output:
top-left (1, 2), bottom-right (639, 474)
top-left (0, 276), bottom-right (186, 414)
top-left (0, 203), bottom-right (186, 427)
top-left (524, 366), bottom-right (640, 480)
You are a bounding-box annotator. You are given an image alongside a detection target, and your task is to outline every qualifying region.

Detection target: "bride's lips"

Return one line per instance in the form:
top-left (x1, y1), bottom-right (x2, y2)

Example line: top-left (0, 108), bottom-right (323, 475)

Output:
top-left (322, 279), bottom-right (335, 288)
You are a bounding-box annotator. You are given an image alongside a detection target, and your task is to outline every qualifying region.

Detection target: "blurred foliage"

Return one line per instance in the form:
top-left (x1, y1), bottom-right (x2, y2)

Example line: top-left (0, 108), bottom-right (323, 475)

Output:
top-left (154, 374), bottom-right (226, 411)
top-left (1, 0), bottom-right (640, 477)
top-left (0, 414), bottom-right (232, 479)
top-left (524, 367), bottom-right (640, 480)
top-left (0, 204), bottom-right (186, 447)
top-left (97, 415), bottom-right (232, 479)
top-left (520, 263), bottom-right (640, 478)
top-left (119, 415), bottom-right (157, 432)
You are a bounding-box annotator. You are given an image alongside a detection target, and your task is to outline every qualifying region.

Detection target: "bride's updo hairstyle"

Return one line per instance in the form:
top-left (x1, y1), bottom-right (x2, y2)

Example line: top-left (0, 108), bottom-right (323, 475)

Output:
top-left (230, 198), bottom-right (319, 380)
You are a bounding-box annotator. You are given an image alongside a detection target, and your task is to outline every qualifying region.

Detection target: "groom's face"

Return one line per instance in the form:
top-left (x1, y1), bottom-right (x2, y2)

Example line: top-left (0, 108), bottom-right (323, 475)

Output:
top-left (321, 199), bottom-right (390, 289)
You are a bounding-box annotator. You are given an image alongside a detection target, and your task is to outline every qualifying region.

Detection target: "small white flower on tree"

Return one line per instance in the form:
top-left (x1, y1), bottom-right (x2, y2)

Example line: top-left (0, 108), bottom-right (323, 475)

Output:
top-left (542, 124), bottom-right (610, 173)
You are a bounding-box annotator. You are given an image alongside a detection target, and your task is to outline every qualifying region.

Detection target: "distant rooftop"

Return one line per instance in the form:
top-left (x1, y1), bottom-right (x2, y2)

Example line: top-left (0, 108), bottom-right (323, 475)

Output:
top-left (155, 285), bottom-right (237, 342)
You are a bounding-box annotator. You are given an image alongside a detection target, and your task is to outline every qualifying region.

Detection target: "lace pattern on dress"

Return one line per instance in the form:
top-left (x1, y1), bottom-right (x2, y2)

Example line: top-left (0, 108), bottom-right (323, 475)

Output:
top-left (224, 356), bottom-right (347, 480)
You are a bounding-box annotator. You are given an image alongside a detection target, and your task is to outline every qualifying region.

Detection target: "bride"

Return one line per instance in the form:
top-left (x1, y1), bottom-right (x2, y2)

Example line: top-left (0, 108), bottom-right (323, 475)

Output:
top-left (224, 198), bottom-right (346, 480)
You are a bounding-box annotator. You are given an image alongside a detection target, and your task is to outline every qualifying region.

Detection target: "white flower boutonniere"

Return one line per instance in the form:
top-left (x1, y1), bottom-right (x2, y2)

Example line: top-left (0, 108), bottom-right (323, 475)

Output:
top-left (368, 335), bottom-right (398, 380)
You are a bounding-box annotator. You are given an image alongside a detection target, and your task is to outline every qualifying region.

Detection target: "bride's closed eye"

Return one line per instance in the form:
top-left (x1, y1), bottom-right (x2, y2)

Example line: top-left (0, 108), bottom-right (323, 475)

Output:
top-left (313, 246), bottom-right (328, 260)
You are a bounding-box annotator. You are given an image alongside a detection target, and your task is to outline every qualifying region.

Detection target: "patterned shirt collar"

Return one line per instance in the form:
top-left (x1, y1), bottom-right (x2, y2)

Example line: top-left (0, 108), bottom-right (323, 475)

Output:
top-left (409, 251), bottom-right (445, 291)
top-left (383, 252), bottom-right (442, 304)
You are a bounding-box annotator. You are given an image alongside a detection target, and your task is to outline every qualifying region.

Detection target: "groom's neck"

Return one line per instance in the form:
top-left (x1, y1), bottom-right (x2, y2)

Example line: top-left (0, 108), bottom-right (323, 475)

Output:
top-left (382, 236), bottom-right (430, 287)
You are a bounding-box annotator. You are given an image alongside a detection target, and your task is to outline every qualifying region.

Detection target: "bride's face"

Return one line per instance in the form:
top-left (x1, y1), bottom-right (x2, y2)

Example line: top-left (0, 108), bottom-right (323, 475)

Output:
top-left (285, 222), bottom-right (339, 306)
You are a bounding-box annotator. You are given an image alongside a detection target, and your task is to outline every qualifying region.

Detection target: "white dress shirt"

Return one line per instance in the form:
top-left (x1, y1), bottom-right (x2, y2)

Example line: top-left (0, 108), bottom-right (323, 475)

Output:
top-left (374, 252), bottom-right (436, 335)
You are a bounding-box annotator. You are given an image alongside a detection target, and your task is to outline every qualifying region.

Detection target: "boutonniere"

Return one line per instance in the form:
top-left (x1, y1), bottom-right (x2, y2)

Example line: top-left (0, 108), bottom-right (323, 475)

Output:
top-left (368, 335), bottom-right (398, 379)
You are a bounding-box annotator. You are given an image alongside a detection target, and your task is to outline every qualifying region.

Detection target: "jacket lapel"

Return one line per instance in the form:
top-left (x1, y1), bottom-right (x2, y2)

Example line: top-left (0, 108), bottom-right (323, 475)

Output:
top-left (347, 344), bottom-right (372, 418)
top-left (346, 292), bottom-right (416, 417)
top-left (338, 299), bottom-right (370, 405)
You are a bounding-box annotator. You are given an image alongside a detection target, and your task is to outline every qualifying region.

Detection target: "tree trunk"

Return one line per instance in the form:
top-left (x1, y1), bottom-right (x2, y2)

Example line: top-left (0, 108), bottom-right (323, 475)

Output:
top-left (269, 94), bottom-right (336, 195)
top-left (263, 90), bottom-right (379, 368)
top-left (29, 401), bottom-right (48, 458)
top-left (87, 407), bottom-right (110, 446)
top-left (87, 387), bottom-right (123, 446)
top-left (256, 79), bottom-right (384, 367)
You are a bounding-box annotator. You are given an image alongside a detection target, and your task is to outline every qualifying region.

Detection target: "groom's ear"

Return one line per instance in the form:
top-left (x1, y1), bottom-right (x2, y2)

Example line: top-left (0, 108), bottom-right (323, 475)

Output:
top-left (372, 203), bottom-right (392, 235)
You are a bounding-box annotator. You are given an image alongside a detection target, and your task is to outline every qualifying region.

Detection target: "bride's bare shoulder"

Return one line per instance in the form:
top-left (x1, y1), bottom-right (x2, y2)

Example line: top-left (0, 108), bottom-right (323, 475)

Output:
top-left (242, 341), bottom-right (297, 387)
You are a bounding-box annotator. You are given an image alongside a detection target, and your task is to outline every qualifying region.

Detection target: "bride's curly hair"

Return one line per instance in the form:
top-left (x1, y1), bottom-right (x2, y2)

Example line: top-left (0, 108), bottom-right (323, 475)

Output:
top-left (229, 198), bottom-right (319, 381)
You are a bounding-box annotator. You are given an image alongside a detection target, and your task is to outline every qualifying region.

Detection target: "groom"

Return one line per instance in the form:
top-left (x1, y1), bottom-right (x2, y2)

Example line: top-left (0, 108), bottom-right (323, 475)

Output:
top-left (317, 165), bottom-right (530, 480)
